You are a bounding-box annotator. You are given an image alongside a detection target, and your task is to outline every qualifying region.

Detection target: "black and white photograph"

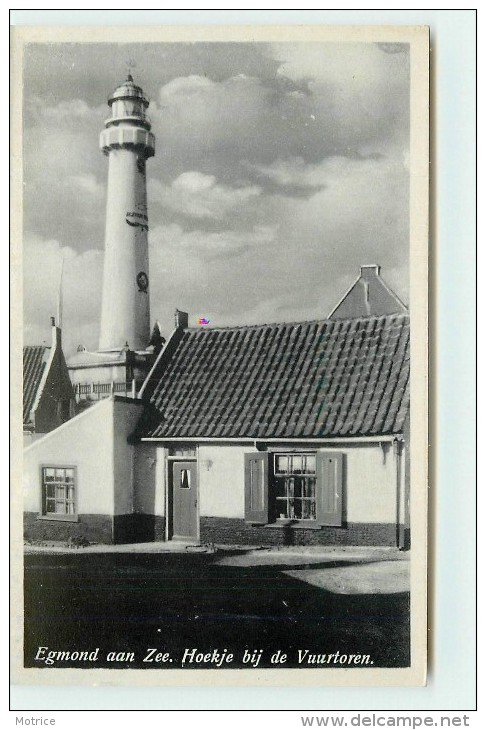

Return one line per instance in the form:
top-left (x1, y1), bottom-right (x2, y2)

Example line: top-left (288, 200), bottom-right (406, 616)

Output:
top-left (12, 24), bottom-right (429, 686)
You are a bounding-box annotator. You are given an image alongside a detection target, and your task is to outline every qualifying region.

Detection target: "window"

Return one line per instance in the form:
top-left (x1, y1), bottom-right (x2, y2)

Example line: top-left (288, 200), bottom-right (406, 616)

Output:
top-left (244, 451), bottom-right (344, 527)
top-left (169, 445), bottom-right (196, 458)
top-left (57, 399), bottom-right (73, 423)
top-left (274, 453), bottom-right (316, 520)
top-left (42, 467), bottom-right (76, 517)
top-left (179, 469), bottom-right (191, 489)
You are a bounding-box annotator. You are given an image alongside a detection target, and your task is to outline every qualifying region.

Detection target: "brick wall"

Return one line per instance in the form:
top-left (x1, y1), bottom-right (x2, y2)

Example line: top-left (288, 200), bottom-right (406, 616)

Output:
top-left (113, 514), bottom-right (165, 543)
top-left (200, 517), bottom-right (398, 547)
top-left (24, 512), bottom-right (165, 545)
top-left (24, 512), bottom-right (113, 544)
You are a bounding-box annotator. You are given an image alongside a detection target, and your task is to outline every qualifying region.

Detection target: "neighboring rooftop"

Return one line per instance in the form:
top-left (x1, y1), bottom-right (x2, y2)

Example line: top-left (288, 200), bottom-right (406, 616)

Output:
top-left (137, 312), bottom-right (409, 440)
top-left (23, 345), bottom-right (49, 425)
top-left (329, 265), bottom-right (408, 320)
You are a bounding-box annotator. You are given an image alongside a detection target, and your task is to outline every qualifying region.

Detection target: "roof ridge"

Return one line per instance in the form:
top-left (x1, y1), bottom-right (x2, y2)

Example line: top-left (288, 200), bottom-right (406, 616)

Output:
top-left (184, 312), bottom-right (409, 333)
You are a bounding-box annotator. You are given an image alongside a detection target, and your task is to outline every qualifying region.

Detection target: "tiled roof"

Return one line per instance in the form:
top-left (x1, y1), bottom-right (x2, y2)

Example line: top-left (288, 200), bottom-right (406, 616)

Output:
top-left (23, 346), bottom-right (48, 424)
top-left (138, 313), bottom-right (409, 440)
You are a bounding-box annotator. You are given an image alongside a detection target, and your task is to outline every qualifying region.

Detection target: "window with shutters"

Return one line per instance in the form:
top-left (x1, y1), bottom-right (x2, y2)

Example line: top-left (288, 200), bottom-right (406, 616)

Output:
top-left (245, 450), bottom-right (344, 527)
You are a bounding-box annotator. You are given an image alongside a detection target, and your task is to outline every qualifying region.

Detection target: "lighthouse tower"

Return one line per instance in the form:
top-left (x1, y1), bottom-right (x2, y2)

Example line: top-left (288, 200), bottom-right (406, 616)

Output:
top-left (67, 75), bottom-right (164, 405)
top-left (99, 74), bottom-right (155, 352)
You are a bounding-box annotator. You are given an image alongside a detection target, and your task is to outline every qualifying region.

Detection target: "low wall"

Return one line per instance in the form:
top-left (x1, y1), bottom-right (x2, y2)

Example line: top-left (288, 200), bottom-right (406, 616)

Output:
top-left (24, 513), bottom-right (166, 545)
top-left (24, 512), bottom-right (113, 544)
top-left (200, 517), bottom-right (400, 547)
top-left (113, 514), bottom-right (165, 543)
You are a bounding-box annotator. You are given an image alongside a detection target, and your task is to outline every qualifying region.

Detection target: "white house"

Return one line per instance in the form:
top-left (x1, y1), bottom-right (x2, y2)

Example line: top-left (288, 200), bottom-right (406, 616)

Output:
top-left (24, 292), bottom-right (410, 549)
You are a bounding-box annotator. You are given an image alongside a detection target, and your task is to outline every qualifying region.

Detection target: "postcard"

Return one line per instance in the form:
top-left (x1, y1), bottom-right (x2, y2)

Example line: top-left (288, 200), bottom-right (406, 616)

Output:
top-left (11, 23), bottom-right (429, 687)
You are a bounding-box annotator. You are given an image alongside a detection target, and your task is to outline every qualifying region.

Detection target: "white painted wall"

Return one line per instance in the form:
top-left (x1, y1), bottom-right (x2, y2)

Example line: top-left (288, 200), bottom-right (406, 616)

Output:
top-left (329, 444), bottom-right (398, 524)
top-left (198, 445), bottom-right (247, 518)
top-left (196, 443), bottom-right (399, 523)
top-left (154, 447), bottom-right (166, 517)
top-left (24, 398), bottom-right (115, 515)
top-left (24, 398), bottom-right (143, 517)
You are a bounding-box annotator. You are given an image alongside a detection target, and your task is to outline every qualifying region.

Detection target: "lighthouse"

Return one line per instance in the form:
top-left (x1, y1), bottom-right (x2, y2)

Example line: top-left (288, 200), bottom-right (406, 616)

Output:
top-left (67, 75), bottom-right (166, 405)
top-left (99, 74), bottom-right (155, 352)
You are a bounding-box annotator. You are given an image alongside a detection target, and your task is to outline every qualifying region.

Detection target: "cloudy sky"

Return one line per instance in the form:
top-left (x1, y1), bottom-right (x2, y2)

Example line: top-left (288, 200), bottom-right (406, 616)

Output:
top-left (23, 41), bottom-right (410, 354)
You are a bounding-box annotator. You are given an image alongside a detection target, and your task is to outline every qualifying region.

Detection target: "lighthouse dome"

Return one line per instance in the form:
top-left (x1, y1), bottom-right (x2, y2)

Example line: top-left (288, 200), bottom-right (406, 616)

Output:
top-left (108, 74), bottom-right (150, 108)
top-left (103, 73), bottom-right (154, 140)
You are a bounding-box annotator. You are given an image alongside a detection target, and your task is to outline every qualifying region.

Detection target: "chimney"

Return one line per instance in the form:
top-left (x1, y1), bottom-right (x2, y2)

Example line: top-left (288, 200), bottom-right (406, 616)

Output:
top-left (175, 309), bottom-right (189, 329)
top-left (360, 264), bottom-right (381, 279)
top-left (50, 316), bottom-right (62, 350)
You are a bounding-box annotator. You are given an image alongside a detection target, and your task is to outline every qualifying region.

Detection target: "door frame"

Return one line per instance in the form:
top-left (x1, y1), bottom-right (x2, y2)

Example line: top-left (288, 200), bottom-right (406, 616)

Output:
top-left (165, 451), bottom-right (199, 542)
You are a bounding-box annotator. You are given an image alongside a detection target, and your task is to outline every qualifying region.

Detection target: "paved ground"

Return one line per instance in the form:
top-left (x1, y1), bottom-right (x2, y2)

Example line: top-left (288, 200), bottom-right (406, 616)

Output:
top-left (24, 545), bottom-right (410, 670)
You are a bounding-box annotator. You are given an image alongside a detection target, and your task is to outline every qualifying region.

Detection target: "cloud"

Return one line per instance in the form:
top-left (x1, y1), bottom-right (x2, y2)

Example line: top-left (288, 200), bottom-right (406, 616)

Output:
top-left (23, 97), bottom-right (106, 250)
top-left (147, 222), bottom-right (282, 330)
top-left (65, 173), bottom-right (104, 198)
top-left (151, 221), bottom-right (276, 262)
top-left (269, 42), bottom-right (410, 153)
top-left (152, 43), bottom-right (409, 187)
top-left (255, 152), bottom-right (410, 286)
top-left (22, 42), bottom-right (411, 350)
top-left (247, 156), bottom-right (331, 191)
top-left (149, 171), bottom-right (261, 220)
top-left (23, 234), bottom-right (103, 354)
top-left (159, 74), bottom-right (215, 98)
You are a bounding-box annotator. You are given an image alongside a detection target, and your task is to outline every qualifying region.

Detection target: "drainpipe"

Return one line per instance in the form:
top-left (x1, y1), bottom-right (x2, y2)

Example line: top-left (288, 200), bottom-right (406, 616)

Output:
top-left (393, 436), bottom-right (404, 549)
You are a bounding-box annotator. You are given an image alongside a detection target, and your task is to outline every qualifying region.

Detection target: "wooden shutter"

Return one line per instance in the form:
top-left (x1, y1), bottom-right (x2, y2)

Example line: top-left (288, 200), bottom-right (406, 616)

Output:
top-left (244, 452), bottom-right (269, 524)
top-left (316, 452), bottom-right (344, 526)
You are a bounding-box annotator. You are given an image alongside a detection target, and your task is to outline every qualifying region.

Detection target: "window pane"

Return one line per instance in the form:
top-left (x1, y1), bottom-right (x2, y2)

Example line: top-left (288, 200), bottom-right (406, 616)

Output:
top-left (55, 501), bottom-right (65, 513)
top-left (274, 478), bottom-right (287, 499)
top-left (287, 477), bottom-right (295, 497)
top-left (46, 485), bottom-right (55, 498)
top-left (275, 455), bottom-right (289, 474)
top-left (302, 477), bottom-right (316, 498)
top-left (292, 455), bottom-right (302, 474)
top-left (302, 500), bottom-right (317, 520)
top-left (55, 468), bottom-right (65, 480)
top-left (180, 469), bottom-right (191, 489)
top-left (65, 470), bottom-right (74, 482)
top-left (293, 477), bottom-right (304, 498)
top-left (276, 498), bottom-right (289, 519)
top-left (304, 455), bottom-right (316, 474)
top-left (170, 446), bottom-right (196, 457)
top-left (44, 468), bottom-right (55, 478)
top-left (55, 485), bottom-right (65, 499)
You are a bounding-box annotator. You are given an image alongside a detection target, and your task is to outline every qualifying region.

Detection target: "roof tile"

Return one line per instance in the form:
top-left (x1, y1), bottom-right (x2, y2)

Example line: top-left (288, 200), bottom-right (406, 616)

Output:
top-left (23, 346), bottom-right (49, 424)
top-left (138, 313), bottom-right (410, 439)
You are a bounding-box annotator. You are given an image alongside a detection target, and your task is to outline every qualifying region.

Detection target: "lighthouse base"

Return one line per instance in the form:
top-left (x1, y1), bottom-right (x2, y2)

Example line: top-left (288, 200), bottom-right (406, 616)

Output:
top-left (67, 346), bottom-right (156, 407)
